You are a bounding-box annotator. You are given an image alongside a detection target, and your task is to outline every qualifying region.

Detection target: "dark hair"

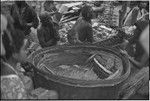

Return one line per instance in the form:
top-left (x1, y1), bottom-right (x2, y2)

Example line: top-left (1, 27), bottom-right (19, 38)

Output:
top-left (81, 5), bottom-right (93, 22)
top-left (3, 29), bottom-right (25, 59)
top-left (39, 13), bottom-right (58, 35)
top-left (3, 17), bottom-right (25, 60)
top-left (39, 13), bottom-right (53, 27)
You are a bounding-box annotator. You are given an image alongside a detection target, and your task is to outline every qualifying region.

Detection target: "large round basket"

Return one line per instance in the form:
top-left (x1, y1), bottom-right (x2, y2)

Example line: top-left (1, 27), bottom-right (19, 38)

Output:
top-left (30, 45), bottom-right (130, 99)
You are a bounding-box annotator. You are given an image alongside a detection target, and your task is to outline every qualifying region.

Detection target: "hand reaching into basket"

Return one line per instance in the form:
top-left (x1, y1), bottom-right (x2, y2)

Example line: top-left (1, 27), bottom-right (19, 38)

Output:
top-left (29, 88), bottom-right (58, 99)
top-left (20, 62), bottom-right (59, 99)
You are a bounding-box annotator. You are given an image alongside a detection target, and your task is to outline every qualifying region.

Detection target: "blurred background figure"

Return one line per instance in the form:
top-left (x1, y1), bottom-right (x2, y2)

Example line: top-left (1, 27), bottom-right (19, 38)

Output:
top-left (140, 25), bottom-right (149, 55)
top-left (37, 13), bottom-right (60, 48)
top-left (136, 25), bottom-right (149, 98)
top-left (41, 0), bottom-right (62, 35)
top-left (10, 1), bottom-right (39, 36)
top-left (67, 5), bottom-right (94, 44)
top-left (130, 17), bottom-right (149, 64)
